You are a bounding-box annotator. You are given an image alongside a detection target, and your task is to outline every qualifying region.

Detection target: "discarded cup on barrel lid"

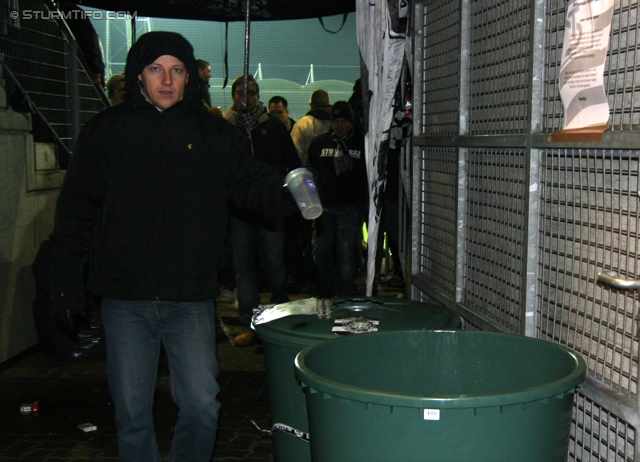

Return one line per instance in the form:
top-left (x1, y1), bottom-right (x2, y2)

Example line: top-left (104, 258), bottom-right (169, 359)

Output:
top-left (284, 168), bottom-right (323, 220)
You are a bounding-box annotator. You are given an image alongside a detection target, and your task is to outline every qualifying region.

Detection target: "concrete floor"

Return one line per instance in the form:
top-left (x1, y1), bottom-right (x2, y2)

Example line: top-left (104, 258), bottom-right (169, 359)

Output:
top-left (0, 279), bottom-right (405, 461)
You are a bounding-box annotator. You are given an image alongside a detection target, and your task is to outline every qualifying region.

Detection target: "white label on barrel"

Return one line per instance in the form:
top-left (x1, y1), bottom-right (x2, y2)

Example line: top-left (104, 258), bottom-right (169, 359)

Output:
top-left (424, 409), bottom-right (440, 421)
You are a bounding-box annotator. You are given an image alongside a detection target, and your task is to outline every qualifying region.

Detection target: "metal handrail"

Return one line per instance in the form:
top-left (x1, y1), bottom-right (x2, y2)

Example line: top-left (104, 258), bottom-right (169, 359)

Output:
top-left (597, 271), bottom-right (640, 291)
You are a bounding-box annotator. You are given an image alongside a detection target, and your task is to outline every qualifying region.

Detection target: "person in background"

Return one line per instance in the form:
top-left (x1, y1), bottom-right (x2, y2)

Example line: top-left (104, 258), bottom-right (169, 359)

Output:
top-left (196, 58), bottom-right (212, 107)
top-left (289, 89), bottom-right (332, 293)
top-left (225, 75), bottom-right (302, 346)
top-left (290, 89), bottom-right (332, 165)
top-left (48, 31), bottom-right (295, 461)
top-left (209, 106), bottom-right (224, 118)
top-left (268, 95), bottom-right (296, 132)
top-left (268, 95), bottom-right (304, 290)
top-left (59, 2), bottom-right (105, 87)
top-left (106, 74), bottom-right (125, 105)
top-left (306, 101), bottom-right (368, 298)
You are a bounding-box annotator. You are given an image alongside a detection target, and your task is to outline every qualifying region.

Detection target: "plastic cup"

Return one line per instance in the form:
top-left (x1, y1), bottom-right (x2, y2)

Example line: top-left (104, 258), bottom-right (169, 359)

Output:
top-left (284, 168), bottom-right (323, 220)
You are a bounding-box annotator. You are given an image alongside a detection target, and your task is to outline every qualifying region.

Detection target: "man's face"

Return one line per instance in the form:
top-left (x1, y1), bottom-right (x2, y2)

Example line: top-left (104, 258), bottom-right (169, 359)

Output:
top-left (137, 55), bottom-right (188, 111)
top-left (269, 102), bottom-right (289, 123)
top-left (199, 65), bottom-right (211, 81)
top-left (233, 81), bottom-right (259, 113)
top-left (332, 118), bottom-right (352, 138)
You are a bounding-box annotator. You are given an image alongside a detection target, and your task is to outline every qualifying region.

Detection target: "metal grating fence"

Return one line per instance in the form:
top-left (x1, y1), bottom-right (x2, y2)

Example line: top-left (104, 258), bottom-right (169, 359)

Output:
top-left (539, 149), bottom-right (639, 398)
top-left (544, 0), bottom-right (640, 132)
top-left (462, 148), bottom-right (528, 334)
top-left (572, 393), bottom-right (636, 462)
top-left (416, 0), bottom-right (460, 137)
top-left (417, 146), bottom-right (458, 297)
top-left (412, 0), bottom-right (640, 459)
top-left (467, 0), bottom-right (531, 135)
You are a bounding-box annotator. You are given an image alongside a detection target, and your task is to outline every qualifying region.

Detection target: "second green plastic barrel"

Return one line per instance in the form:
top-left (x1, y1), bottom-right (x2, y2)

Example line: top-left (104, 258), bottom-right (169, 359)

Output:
top-left (254, 297), bottom-right (461, 462)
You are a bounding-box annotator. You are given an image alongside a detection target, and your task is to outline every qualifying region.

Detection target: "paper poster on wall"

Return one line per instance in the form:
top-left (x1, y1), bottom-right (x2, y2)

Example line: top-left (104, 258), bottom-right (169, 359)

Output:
top-left (558, 0), bottom-right (614, 130)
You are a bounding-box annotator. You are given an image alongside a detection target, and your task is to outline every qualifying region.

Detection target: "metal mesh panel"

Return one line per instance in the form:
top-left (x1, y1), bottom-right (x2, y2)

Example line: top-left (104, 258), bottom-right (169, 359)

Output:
top-left (538, 149), bottom-right (640, 397)
top-left (570, 392), bottom-right (636, 462)
top-left (0, 0), bottom-right (106, 155)
top-left (467, 0), bottom-right (531, 135)
top-left (460, 317), bottom-right (482, 331)
top-left (462, 148), bottom-right (528, 334)
top-left (543, 0), bottom-right (640, 132)
top-left (607, 1), bottom-right (640, 130)
top-left (542, 0), bottom-right (566, 133)
top-left (417, 290), bottom-right (441, 305)
top-left (416, 0), bottom-right (460, 137)
top-left (417, 147), bottom-right (458, 297)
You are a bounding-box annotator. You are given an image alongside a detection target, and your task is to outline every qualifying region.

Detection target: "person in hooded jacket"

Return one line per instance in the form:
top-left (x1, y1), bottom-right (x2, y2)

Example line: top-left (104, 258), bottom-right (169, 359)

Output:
top-left (306, 101), bottom-right (369, 298)
top-left (224, 74), bottom-right (301, 346)
top-left (290, 89), bottom-right (332, 165)
top-left (47, 31), bottom-right (294, 462)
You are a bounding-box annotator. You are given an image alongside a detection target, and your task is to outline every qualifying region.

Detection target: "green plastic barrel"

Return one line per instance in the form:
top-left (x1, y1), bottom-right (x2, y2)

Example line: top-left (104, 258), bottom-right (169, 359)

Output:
top-left (254, 297), bottom-right (461, 462)
top-left (294, 330), bottom-right (586, 462)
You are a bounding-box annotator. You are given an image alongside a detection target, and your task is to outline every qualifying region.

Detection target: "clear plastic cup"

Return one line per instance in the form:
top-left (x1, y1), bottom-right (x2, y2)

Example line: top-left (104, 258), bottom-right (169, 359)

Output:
top-left (284, 168), bottom-right (323, 220)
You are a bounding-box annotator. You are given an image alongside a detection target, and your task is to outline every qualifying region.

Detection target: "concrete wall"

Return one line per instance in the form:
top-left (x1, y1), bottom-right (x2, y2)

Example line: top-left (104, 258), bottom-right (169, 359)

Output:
top-left (0, 81), bottom-right (63, 363)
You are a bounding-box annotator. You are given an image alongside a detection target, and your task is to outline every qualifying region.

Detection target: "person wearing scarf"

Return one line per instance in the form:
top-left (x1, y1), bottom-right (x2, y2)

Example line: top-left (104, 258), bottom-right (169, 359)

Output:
top-left (224, 75), bottom-right (302, 346)
top-left (306, 101), bottom-right (369, 298)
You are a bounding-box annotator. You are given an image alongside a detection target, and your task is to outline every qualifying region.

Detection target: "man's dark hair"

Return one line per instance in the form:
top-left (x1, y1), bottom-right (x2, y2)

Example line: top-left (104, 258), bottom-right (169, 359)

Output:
top-left (268, 96), bottom-right (288, 108)
top-left (231, 74), bottom-right (260, 96)
top-left (195, 59), bottom-right (209, 71)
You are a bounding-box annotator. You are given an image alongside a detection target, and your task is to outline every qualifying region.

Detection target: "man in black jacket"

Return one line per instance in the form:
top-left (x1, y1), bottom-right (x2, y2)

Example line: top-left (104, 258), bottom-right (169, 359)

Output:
top-left (306, 101), bottom-right (369, 298)
top-left (224, 75), bottom-right (301, 346)
top-left (48, 32), bottom-right (291, 462)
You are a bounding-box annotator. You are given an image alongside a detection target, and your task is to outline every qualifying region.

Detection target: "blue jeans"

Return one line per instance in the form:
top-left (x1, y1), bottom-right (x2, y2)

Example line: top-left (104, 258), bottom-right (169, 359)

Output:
top-left (312, 203), bottom-right (366, 297)
top-left (101, 298), bottom-right (220, 462)
top-left (229, 215), bottom-right (289, 329)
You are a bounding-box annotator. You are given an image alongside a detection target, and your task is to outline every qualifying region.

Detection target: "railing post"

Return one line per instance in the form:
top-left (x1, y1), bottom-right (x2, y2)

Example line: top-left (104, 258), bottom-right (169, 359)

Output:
top-left (65, 37), bottom-right (79, 157)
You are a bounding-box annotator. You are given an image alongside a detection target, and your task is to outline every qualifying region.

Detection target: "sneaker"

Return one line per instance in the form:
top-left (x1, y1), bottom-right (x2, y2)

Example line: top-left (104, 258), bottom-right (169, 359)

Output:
top-left (233, 331), bottom-right (257, 347)
top-left (220, 288), bottom-right (237, 303)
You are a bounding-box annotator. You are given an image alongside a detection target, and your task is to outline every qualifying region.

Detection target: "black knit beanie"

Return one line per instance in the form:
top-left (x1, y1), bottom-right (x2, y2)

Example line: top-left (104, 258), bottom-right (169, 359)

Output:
top-left (124, 31), bottom-right (199, 102)
top-left (331, 101), bottom-right (353, 122)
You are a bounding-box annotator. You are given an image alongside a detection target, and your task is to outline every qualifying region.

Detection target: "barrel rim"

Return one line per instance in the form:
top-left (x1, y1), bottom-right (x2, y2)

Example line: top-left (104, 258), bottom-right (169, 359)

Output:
top-left (294, 330), bottom-right (587, 409)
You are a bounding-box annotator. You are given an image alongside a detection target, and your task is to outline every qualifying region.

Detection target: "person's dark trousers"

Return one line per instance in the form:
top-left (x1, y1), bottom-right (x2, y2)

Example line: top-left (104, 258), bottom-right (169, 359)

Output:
top-left (229, 215), bottom-right (289, 330)
top-left (312, 202), bottom-right (366, 298)
top-left (283, 213), bottom-right (306, 286)
top-left (217, 233), bottom-right (236, 290)
top-left (301, 217), bottom-right (319, 287)
top-left (101, 298), bottom-right (220, 462)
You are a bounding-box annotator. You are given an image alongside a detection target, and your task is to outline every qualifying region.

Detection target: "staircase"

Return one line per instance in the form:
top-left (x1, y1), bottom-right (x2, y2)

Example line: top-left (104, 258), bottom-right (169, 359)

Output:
top-left (0, 0), bottom-right (108, 167)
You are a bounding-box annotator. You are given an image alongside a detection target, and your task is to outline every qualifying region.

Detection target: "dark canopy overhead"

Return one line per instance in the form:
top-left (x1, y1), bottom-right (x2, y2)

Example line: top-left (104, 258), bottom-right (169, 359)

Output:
top-left (69, 0), bottom-right (356, 21)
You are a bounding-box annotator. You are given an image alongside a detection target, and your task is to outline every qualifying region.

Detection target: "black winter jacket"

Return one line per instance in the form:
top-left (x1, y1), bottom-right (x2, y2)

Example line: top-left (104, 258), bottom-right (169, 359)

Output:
top-left (49, 92), bottom-right (287, 304)
top-left (225, 108), bottom-right (301, 227)
top-left (306, 129), bottom-right (369, 206)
